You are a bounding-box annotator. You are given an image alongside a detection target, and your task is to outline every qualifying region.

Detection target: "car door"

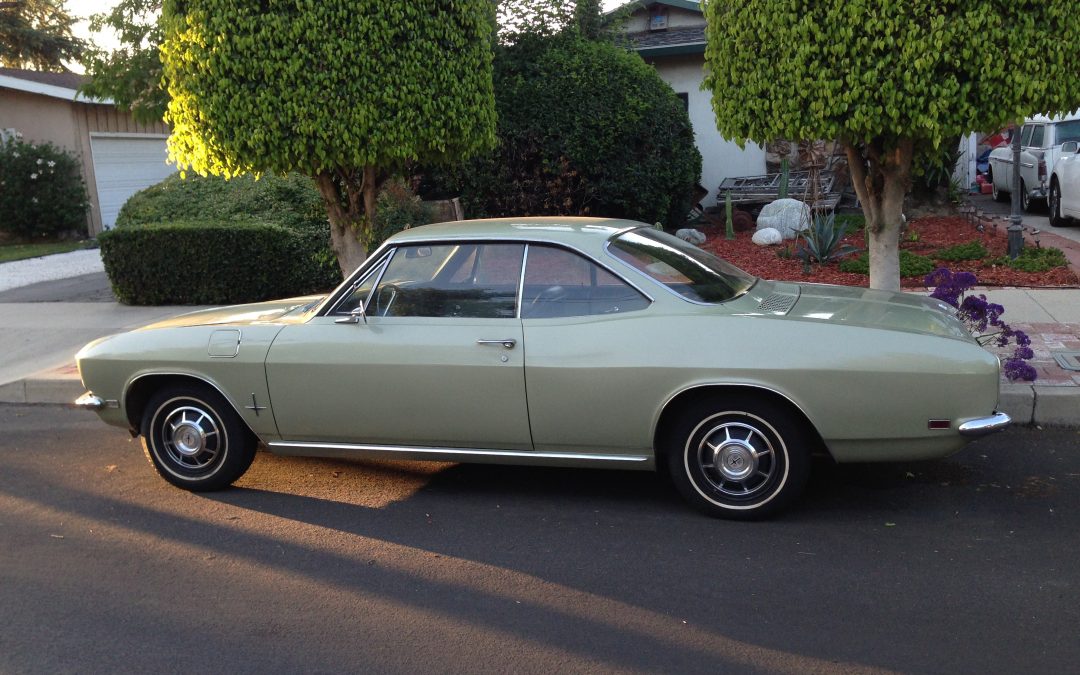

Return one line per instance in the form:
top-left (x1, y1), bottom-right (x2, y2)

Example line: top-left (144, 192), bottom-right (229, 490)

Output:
top-left (519, 244), bottom-right (656, 456)
top-left (265, 242), bottom-right (533, 450)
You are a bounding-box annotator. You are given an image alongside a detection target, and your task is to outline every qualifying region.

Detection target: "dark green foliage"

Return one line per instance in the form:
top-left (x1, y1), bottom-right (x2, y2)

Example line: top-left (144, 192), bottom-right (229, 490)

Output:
top-left (444, 36), bottom-right (701, 227)
top-left (990, 247), bottom-right (1068, 273)
top-left (840, 250), bottom-right (935, 277)
top-left (80, 0), bottom-right (166, 123)
top-left (368, 178), bottom-right (436, 249)
top-left (833, 214), bottom-right (866, 232)
top-left (116, 173), bottom-right (327, 230)
top-left (99, 221), bottom-right (340, 305)
top-left (0, 0), bottom-right (86, 70)
top-left (0, 137), bottom-right (88, 238)
top-left (795, 212), bottom-right (861, 265)
top-left (935, 241), bottom-right (988, 262)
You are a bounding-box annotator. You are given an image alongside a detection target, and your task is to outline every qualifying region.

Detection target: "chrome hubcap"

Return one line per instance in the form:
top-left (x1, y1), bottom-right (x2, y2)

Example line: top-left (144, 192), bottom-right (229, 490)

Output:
top-left (698, 421), bottom-right (775, 497)
top-left (161, 405), bottom-right (221, 470)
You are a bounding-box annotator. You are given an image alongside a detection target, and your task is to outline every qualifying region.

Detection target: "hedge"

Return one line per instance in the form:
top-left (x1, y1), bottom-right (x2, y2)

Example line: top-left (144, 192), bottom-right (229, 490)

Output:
top-left (99, 220), bottom-right (340, 305)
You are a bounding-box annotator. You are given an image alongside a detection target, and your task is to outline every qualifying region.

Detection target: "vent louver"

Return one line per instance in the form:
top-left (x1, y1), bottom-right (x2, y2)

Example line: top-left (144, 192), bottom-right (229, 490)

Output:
top-left (757, 292), bottom-right (799, 315)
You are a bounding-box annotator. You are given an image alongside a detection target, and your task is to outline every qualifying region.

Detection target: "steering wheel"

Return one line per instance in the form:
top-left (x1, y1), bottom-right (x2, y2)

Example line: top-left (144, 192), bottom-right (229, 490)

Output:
top-left (375, 283), bottom-right (401, 317)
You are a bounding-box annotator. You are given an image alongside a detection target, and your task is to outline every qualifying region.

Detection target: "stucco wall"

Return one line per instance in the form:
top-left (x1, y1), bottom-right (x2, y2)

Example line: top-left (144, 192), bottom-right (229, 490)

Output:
top-left (645, 55), bottom-right (766, 207)
top-left (0, 88), bottom-right (169, 235)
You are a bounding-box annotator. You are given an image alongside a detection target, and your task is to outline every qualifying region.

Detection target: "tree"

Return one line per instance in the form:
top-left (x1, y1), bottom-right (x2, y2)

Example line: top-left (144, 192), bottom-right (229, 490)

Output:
top-left (703, 1), bottom-right (1080, 291)
top-left (0, 0), bottom-right (85, 71)
top-left (79, 0), bottom-right (166, 124)
top-left (159, 0), bottom-right (497, 275)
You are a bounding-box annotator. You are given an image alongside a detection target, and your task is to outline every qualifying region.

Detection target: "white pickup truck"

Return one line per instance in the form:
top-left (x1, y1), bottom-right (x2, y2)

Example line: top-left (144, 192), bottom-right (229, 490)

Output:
top-left (988, 111), bottom-right (1080, 212)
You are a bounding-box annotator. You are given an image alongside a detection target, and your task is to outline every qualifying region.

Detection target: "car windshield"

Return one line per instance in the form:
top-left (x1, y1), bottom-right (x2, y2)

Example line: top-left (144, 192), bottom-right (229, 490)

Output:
top-left (608, 228), bottom-right (756, 303)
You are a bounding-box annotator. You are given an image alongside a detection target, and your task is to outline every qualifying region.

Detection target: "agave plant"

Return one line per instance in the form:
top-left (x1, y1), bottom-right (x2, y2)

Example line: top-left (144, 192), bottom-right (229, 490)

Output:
top-left (795, 212), bottom-right (862, 266)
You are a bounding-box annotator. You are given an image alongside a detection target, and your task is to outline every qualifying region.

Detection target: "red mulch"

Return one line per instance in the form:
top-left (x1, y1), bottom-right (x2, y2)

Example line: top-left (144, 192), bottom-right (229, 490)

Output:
top-left (700, 215), bottom-right (1080, 288)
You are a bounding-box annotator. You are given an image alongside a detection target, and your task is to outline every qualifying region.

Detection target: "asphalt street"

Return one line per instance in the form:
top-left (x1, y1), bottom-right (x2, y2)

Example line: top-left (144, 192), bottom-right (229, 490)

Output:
top-left (2, 405), bottom-right (1078, 674)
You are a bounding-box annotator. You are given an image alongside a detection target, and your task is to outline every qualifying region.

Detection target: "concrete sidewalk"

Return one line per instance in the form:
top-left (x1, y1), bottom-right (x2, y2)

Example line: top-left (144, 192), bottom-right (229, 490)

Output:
top-left (2, 265), bottom-right (1080, 426)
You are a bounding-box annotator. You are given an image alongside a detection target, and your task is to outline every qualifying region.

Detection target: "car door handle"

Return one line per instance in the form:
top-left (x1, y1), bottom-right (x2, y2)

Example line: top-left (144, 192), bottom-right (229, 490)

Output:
top-left (477, 338), bottom-right (517, 349)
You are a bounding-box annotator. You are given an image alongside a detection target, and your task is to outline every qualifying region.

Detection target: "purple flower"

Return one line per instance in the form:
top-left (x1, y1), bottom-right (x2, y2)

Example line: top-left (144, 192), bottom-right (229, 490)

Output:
top-left (1003, 358), bottom-right (1037, 382)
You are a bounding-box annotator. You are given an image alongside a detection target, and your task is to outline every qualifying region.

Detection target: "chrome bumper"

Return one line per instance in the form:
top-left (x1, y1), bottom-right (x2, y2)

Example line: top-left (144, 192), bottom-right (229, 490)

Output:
top-left (74, 392), bottom-right (106, 411)
top-left (958, 412), bottom-right (1011, 437)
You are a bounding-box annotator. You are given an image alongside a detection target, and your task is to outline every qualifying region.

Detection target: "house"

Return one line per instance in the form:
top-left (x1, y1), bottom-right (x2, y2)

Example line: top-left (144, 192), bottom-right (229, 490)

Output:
top-left (619, 0), bottom-right (765, 207)
top-left (0, 68), bottom-right (175, 235)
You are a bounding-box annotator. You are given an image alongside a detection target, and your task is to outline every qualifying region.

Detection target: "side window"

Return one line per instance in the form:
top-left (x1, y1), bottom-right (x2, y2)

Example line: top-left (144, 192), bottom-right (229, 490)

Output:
top-left (522, 245), bottom-right (649, 319)
top-left (372, 243), bottom-right (524, 318)
top-left (335, 255), bottom-right (389, 315)
top-left (1030, 125), bottom-right (1045, 148)
top-left (1021, 124), bottom-right (1034, 148)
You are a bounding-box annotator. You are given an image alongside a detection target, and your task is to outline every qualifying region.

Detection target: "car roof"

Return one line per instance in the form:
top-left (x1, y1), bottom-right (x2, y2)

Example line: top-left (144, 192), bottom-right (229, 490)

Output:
top-left (385, 217), bottom-right (647, 246)
top-left (1027, 109), bottom-right (1080, 124)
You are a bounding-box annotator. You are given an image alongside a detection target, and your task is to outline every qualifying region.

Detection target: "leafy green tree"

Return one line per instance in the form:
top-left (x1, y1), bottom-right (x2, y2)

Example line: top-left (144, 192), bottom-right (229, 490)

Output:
top-left (704, 1), bottom-right (1080, 290)
top-left (79, 0), bottom-right (165, 123)
top-left (160, 0), bottom-right (497, 275)
top-left (0, 0), bottom-right (85, 71)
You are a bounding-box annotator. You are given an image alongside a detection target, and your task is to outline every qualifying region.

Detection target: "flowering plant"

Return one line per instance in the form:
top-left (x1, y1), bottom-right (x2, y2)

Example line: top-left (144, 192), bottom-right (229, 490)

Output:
top-left (924, 268), bottom-right (1036, 381)
top-left (0, 137), bottom-right (88, 239)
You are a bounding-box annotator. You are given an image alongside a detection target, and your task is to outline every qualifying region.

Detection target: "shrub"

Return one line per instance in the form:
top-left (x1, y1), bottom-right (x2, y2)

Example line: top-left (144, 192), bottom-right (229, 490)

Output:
top-left (989, 247), bottom-right (1068, 273)
top-left (116, 172), bottom-right (327, 230)
top-left (840, 250), bottom-right (936, 277)
top-left (0, 137), bottom-right (89, 238)
top-left (795, 212), bottom-right (861, 265)
top-left (935, 241), bottom-right (988, 262)
top-left (440, 36), bottom-right (701, 227)
top-left (99, 220), bottom-right (340, 305)
top-left (366, 178), bottom-right (436, 249)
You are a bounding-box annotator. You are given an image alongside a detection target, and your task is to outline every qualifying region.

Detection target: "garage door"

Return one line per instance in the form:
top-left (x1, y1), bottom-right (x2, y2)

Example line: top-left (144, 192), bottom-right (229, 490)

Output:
top-left (89, 136), bottom-right (176, 230)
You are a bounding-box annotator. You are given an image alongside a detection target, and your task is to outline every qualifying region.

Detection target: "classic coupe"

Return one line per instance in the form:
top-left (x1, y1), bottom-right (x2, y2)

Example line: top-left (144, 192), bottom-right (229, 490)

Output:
top-left (76, 218), bottom-right (1009, 518)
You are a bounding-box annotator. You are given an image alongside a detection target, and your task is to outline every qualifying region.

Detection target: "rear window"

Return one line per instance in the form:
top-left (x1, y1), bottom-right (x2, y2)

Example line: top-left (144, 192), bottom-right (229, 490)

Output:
top-left (608, 228), bottom-right (755, 303)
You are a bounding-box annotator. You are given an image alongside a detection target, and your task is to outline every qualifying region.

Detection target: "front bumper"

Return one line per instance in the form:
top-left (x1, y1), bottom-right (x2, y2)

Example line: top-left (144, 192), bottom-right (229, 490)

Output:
top-left (74, 392), bottom-right (118, 411)
top-left (958, 411), bottom-right (1011, 437)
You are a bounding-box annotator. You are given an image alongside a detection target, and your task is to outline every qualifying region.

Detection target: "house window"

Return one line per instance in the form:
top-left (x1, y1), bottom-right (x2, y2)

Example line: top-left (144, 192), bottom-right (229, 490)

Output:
top-left (675, 93), bottom-right (689, 112)
top-left (649, 6), bottom-right (668, 30)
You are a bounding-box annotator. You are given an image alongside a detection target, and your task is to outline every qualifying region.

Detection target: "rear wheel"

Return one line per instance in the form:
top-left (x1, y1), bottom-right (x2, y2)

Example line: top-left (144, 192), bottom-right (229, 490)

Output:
top-left (991, 169), bottom-right (1008, 203)
top-left (140, 383), bottom-right (256, 491)
top-left (664, 396), bottom-right (812, 519)
top-left (1020, 179), bottom-right (1032, 212)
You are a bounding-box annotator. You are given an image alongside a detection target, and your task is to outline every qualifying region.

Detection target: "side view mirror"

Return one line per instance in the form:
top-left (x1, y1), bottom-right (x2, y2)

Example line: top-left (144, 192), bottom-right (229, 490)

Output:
top-left (334, 305), bottom-right (367, 325)
top-left (1062, 141), bottom-right (1079, 155)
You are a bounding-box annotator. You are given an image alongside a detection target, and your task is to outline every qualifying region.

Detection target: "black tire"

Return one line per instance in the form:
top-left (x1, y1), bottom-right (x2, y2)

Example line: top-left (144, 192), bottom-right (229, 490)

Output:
top-left (665, 396), bottom-right (812, 520)
top-left (991, 169), bottom-right (1008, 203)
top-left (1020, 179), bottom-right (1032, 212)
top-left (1050, 179), bottom-right (1068, 227)
top-left (140, 383), bottom-right (257, 491)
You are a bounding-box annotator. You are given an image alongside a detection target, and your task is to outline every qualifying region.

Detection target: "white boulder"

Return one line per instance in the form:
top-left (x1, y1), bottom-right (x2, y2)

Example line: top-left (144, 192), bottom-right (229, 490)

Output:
top-left (752, 227), bottom-right (783, 246)
top-left (675, 228), bottom-right (707, 246)
top-left (756, 198), bottom-right (810, 240)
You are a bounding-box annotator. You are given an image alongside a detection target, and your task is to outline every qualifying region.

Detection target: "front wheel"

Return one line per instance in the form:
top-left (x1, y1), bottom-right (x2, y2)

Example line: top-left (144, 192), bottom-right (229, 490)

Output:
top-left (140, 383), bottom-right (257, 491)
top-left (665, 397), bottom-right (812, 520)
top-left (1050, 180), bottom-right (1068, 227)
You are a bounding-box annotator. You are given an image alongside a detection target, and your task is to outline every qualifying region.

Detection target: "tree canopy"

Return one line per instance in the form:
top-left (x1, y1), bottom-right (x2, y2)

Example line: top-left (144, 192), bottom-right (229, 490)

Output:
top-left (160, 0), bottom-right (497, 275)
top-left (79, 0), bottom-right (165, 123)
top-left (0, 0), bottom-right (86, 71)
top-left (704, 1), bottom-right (1080, 290)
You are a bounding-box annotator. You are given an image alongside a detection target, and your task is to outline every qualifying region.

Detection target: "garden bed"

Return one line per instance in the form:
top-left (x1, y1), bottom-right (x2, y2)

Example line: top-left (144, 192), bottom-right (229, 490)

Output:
top-left (700, 215), bottom-right (1079, 288)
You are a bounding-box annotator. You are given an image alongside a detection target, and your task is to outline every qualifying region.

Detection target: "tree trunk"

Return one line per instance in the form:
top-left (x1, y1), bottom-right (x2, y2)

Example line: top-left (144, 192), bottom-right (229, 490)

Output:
top-left (313, 170), bottom-right (374, 277)
top-left (843, 139), bottom-right (915, 292)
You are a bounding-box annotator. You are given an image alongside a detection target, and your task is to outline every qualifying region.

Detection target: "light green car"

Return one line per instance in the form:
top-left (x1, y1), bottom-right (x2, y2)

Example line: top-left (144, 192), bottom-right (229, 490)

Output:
top-left (76, 217), bottom-right (1009, 518)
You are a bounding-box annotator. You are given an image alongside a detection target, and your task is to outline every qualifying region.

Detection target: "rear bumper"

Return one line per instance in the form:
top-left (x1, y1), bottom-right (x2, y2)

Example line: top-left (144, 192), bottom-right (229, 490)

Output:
top-left (958, 412), bottom-right (1011, 437)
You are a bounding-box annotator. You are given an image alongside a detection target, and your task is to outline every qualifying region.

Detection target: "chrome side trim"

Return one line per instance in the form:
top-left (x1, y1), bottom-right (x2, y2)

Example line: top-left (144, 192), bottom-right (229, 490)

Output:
top-left (958, 412), bottom-right (1011, 437)
top-left (268, 440), bottom-right (650, 464)
top-left (516, 245), bottom-right (530, 319)
top-left (123, 371), bottom-right (256, 431)
top-left (653, 382), bottom-right (819, 444)
top-left (74, 392), bottom-right (105, 410)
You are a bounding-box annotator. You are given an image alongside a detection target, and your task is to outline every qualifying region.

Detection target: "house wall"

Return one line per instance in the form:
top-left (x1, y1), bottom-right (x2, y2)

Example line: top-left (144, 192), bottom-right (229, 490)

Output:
top-left (0, 88), bottom-right (169, 235)
top-left (644, 54), bottom-right (766, 207)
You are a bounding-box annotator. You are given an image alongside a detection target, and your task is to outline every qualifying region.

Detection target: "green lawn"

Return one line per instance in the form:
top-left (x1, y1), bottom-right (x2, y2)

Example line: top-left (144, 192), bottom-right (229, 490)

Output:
top-left (0, 241), bottom-right (88, 264)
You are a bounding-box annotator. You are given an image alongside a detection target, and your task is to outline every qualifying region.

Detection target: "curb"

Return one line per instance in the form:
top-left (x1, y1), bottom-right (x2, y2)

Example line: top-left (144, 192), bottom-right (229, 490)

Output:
top-left (0, 374), bottom-right (84, 405)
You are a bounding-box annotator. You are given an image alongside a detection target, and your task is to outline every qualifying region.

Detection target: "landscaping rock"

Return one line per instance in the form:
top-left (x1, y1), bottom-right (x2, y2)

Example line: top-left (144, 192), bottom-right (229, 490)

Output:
top-left (676, 228), bottom-right (707, 246)
top-left (752, 228), bottom-right (783, 246)
top-left (757, 198), bottom-right (810, 240)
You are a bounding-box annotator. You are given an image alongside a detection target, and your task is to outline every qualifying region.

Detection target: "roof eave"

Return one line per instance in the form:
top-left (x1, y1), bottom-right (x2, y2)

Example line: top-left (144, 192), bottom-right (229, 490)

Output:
top-left (0, 74), bottom-right (111, 104)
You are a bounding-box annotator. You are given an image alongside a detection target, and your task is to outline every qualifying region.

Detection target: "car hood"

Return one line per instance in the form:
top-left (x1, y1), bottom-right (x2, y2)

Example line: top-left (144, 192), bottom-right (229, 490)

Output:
top-left (137, 295), bottom-right (326, 330)
top-left (750, 282), bottom-right (972, 341)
